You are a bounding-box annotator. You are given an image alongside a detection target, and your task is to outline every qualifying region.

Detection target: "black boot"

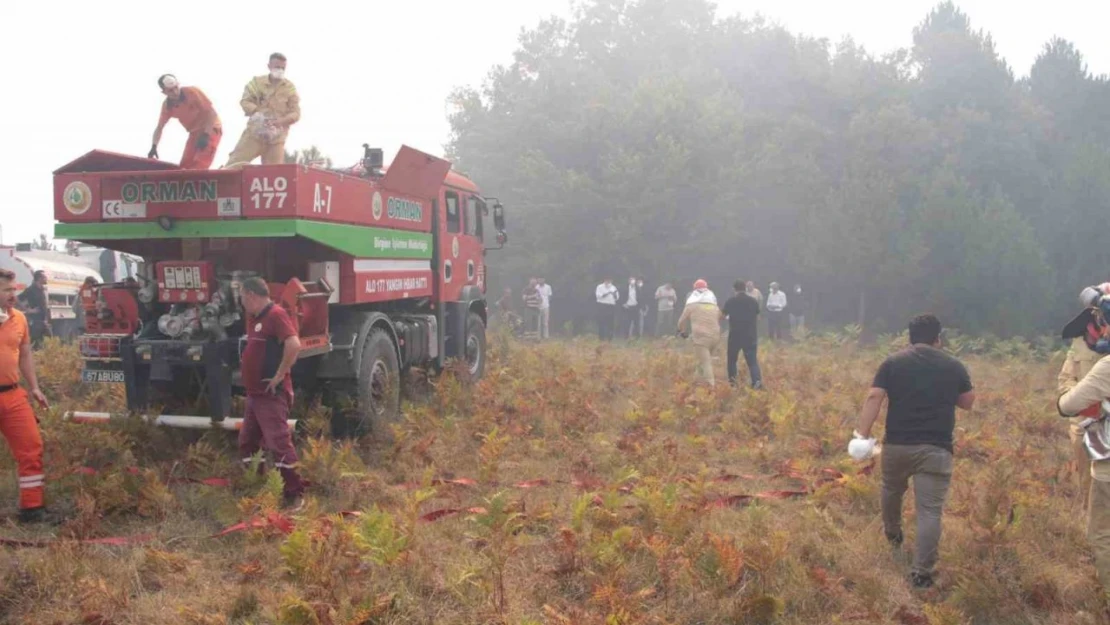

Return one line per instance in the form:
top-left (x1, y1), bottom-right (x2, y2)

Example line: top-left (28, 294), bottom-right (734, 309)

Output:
top-left (17, 507), bottom-right (46, 524)
top-left (910, 571), bottom-right (934, 589)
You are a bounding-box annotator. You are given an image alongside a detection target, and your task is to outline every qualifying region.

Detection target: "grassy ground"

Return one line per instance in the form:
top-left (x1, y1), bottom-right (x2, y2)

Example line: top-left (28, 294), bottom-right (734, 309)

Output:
top-left (0, 331), bottom-right (1102, 625)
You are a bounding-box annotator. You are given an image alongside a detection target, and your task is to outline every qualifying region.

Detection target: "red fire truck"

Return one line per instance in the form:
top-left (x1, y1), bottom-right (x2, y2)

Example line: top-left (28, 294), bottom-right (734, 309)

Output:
top-left (54, 145), bottom-right (506, 437)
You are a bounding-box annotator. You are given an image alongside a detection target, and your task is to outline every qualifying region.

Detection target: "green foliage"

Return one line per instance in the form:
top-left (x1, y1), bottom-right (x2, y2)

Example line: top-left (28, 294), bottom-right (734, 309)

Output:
top-left (354, 505), bottom-right (410, 566)
top-left (449, 0), bottom-right (1110, 337)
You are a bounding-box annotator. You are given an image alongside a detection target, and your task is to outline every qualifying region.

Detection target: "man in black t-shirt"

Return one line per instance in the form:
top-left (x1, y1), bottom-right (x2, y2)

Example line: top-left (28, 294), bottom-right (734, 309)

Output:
top-left (721, 280), bottom-right (763, 389)
top-left (854, 313), bottom-right (975, 589)
top-left (17, 272), bottom-right (50, 348)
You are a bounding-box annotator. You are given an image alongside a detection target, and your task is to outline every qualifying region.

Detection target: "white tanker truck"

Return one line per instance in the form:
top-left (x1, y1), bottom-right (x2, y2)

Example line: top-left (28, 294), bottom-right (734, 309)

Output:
top-left (0, 244), bottom-right (142, 340)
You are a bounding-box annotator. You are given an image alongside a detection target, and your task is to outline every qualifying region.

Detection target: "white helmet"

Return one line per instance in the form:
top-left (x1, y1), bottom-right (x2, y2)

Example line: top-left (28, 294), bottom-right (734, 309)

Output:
top-left (1081, 283), bottom-right (1110, 308)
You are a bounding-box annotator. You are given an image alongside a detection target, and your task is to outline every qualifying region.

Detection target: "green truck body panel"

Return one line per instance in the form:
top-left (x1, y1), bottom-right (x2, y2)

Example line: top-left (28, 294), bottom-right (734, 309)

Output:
top-left (55, 219), bottom-right (433, 259)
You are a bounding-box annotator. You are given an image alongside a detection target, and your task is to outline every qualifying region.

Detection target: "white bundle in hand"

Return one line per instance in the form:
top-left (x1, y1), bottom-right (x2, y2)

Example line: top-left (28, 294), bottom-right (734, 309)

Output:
top-left (249, 112), bottom-right (279, 142)
top-left (848, 435), bottom-right (877, 461)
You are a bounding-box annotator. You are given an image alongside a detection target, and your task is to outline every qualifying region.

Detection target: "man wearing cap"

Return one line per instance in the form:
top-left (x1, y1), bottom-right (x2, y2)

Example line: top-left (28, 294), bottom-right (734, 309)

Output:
top-left (225, 53), bottom-right (301, 169)
top-left (237, 277), bottom-right (306, 511)
top-left (0, 269), bottom-right (52, 524)
top-left (149, 74), bottom-right (222, 169)
top-left (676, 279), bottom-right (721, 386)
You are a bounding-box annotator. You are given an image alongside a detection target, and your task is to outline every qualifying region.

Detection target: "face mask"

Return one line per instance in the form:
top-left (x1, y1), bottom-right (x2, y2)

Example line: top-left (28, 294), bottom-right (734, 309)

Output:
top-left (0, 309), bottom-right (7, 324)
top-left (270, 69), bottom-right (285, 80)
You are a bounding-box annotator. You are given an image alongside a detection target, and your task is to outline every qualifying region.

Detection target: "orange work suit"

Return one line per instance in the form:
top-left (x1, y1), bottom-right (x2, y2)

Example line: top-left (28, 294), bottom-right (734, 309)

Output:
top-left (0, 310), bottom-right (44, 510)
top-left (158, 86), bottom-right (222, 170)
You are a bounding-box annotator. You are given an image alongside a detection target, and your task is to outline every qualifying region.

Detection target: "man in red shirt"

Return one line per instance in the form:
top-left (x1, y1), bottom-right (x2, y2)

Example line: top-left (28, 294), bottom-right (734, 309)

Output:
top-left (238, 277), bottom-right (305, 510)
top-left (149, 74), bottom-right (222, 169)
top-left (0, 269), bottom-right (51, 523)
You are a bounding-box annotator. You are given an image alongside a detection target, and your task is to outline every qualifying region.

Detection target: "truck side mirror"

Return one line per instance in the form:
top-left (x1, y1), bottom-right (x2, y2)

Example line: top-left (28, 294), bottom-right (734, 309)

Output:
top-left (493, 202), bottom-right (505, 231)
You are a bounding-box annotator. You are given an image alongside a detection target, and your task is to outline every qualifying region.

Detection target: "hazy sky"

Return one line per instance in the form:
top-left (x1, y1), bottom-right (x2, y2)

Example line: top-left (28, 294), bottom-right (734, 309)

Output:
top-left (2, 0), bottom-right (1106, 246)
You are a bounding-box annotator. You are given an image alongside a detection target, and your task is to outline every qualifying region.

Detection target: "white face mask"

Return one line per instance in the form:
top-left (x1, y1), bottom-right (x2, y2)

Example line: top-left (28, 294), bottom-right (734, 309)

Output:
top-left (270, 68), bottom-right (285, 80)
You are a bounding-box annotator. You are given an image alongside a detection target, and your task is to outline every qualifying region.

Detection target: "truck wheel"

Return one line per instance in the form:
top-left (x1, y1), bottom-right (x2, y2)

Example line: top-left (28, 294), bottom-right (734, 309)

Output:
top-left (348, 328), bottom-right (401, 439)
top-left (462, 312), bottom-right (486, 383)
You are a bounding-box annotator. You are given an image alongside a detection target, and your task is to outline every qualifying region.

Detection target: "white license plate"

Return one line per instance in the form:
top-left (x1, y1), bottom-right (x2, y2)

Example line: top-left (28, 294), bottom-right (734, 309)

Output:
top-left (82, 369), bottom-right (125, 383)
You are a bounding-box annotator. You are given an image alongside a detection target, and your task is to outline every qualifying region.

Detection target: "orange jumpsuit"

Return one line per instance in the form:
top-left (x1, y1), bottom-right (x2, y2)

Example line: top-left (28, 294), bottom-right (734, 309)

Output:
top-left (0, 310), bottom-right (44, 511)
top-left (158, 86), bottom-right (222, 169)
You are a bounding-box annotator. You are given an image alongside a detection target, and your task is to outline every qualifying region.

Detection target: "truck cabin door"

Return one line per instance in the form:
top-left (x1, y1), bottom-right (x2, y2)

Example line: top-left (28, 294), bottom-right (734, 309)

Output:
top-left (439, 189), bottom-right (485, 302)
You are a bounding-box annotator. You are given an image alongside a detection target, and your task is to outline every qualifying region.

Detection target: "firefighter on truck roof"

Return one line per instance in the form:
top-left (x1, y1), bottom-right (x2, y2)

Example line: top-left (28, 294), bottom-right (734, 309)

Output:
top-left (0, 268), bottom-right (52, 524)
top-left (224, 52), bottom-right (300, 169)
top-left (149, 74), bottom-right (222, 170)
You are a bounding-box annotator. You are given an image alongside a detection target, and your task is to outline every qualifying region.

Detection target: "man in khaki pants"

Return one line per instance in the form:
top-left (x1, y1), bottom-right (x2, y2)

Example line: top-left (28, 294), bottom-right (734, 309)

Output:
top-left (854, 314), bottom-right (975, 589)
top-left (676, 279), bottom-right (720, 387)
top-left (1058, 287), bottom-right (1110, 598)
top-left (1059, 284), bottom-right (1110, 507)
top-left (225, 53), bottom-right (301, 169)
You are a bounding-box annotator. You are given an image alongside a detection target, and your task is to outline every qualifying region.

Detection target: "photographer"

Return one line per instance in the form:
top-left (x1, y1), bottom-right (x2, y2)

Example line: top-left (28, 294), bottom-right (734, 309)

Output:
top-left (1057, 289), bottom-right (1110, 594)
top-left (1059, 284), bottom-right (1110, 506)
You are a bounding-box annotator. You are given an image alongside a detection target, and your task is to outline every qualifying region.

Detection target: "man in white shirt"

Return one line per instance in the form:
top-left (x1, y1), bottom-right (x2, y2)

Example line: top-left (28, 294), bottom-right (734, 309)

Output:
top-left (655, 282), bottom-right (677, 337)
top-left (766, 282), bottom-right (788, 341)
top-left (623, 277), bottom-right (642, 340)
top-left (595, 279), bottom-right (619, 341)
top-left (537, 278), bottom-right (553, 340)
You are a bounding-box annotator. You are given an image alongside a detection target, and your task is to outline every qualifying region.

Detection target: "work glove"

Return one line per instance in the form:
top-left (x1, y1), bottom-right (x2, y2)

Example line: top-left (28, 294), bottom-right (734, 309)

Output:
top-left (195, 132), bottom-right (210, 151)
top-left (847, 430), bottom-right (877, 460)
top-left (147, 145), bottom-right (159, 159)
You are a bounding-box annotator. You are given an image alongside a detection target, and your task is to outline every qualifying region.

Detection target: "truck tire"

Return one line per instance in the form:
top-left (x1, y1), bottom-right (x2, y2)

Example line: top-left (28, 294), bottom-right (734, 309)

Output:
top-left (462, 312), bottom-right (486, 384)
top-left (345, 327), bottom-right (401, 439)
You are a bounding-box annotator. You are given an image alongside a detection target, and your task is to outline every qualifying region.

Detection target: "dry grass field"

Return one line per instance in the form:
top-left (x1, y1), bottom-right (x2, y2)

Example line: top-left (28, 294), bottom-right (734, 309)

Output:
top-left (0, 329), bottom-right (1102, 625)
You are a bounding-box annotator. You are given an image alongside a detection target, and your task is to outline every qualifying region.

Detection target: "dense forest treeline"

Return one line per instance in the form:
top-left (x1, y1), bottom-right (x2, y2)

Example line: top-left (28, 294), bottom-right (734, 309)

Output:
top-left (446, 0), bottom-right (1110, 337)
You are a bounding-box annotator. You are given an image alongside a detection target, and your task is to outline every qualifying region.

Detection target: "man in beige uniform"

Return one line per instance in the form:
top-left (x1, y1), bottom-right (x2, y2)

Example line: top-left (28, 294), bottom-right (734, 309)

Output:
top-left (1060, 337), bottom-right (1105, 504)
top-left (1058, 349), bottom-right (1110, 596)
top-left (225, 53), bottom-right (301, 169)
top-left (1059, 284), bottom-right (1110, 507)
top-left (676, 279), bottom-right (721, 387)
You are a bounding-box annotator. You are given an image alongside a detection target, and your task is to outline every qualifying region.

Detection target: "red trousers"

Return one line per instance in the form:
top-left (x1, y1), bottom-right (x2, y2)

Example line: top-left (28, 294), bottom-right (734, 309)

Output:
top-left (0, 388), bottom-right (44, 510)
top-left (180, 127), bottom-right (221, 169)
top-left (238, 393), bottom-right (303, 497)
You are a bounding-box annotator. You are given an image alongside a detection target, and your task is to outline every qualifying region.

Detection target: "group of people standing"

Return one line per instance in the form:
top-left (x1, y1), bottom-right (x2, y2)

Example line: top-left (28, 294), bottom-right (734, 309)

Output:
top-left (499, 278), bottom-right (554, 340)
top-left (593, 277), bottom-right (654, 341)
top-left (740, 281), bottom-right (807, 340)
